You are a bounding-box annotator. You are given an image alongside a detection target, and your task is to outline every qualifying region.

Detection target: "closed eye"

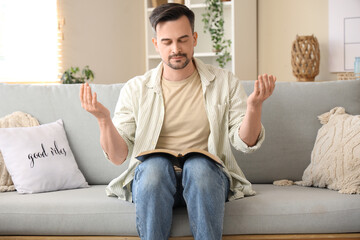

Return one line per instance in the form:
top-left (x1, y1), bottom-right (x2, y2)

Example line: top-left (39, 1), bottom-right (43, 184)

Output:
top-left (162, 40), bottom-right (172, 45)
top-left (179, 38), bottom-right (188, 43)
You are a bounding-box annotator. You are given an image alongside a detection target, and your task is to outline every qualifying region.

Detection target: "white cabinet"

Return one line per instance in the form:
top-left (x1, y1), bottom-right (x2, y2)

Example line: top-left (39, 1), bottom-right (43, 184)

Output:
top-left (144, 0), bottom-right (258, 79)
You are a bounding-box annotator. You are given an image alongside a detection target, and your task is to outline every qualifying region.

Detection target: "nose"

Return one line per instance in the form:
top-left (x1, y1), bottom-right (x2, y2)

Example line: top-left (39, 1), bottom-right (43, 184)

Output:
top-left (171, 42), bottom-right (181, 54)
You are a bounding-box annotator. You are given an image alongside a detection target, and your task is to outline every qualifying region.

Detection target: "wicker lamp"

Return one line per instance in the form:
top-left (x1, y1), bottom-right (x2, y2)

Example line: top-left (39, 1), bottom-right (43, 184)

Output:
top-left (291, 35), bottom-right (320, 82)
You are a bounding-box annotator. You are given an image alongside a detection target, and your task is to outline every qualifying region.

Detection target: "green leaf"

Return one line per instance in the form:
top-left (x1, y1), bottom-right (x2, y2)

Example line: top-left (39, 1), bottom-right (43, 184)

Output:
top-left (61, 66), bottom-right (95, 84)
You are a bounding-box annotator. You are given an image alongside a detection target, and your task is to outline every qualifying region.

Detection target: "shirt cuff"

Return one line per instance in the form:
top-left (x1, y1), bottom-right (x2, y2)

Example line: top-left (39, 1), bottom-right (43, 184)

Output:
top-left (233, 124), bottom-right (265, 154)
top-left (102, 129), bottom-right (134, 164)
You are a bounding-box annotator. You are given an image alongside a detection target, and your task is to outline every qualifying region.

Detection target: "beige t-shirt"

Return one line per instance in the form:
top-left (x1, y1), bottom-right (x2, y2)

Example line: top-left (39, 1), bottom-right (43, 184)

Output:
top-left (156, 70), bottom-right (210, 152)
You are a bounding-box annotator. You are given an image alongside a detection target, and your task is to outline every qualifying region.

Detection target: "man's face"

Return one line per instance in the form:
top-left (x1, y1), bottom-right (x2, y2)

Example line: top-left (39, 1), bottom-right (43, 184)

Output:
top-left (152, 15), bottom-right (198, 70)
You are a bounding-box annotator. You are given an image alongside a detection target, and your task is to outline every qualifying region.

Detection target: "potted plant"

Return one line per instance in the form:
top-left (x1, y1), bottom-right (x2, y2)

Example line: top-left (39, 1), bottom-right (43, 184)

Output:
top-left (61, 66), bottom-right (94, 84)
top-left (202, 0), bottom-right (232, 68)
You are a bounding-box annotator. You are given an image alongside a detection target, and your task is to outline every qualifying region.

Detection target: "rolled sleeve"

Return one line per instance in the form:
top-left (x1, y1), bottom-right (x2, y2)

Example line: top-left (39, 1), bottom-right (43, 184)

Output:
top-left (232, 124), bottom-right (265, 153)
top-left (101, 124), bottom-right (135, 164)
top-left (227, 74), bottom-right (266, 154)
top-left (102, 82), bottom-right (136, 163)
top-left (113, 127), bottom-right (134, 163)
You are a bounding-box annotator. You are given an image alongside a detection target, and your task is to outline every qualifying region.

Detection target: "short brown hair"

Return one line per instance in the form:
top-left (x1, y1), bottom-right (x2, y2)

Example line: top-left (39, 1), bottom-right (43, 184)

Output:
top-left (149, 3), bottom-right (195, 34)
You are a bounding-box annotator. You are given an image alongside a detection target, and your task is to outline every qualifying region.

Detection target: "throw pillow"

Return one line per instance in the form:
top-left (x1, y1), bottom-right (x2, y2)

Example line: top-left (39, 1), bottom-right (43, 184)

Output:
top-left (0, 119), bottom-right (89, 193)
top-left (0, 111), bottom-right (40, 192)
top-left (295, 107), bottom-right (360, 194)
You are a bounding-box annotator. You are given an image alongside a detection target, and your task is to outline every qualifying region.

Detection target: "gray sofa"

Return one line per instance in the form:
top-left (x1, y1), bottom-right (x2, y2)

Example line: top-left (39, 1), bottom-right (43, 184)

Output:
top-left (0, 80), bottom-right (359, 238)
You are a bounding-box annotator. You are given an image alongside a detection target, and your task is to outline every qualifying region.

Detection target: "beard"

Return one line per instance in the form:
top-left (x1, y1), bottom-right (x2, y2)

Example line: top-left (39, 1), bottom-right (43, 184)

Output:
top-left (166, 53), bottom-right (191, 70)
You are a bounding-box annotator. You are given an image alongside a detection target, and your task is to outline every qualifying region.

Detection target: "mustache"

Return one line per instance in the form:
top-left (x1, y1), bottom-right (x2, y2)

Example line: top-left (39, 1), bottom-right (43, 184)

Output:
top-left (169, 53), bottom-right (187, 59)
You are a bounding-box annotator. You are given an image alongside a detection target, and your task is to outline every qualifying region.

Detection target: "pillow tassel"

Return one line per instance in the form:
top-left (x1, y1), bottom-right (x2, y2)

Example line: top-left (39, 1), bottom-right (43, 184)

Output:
top-left (318, 107), bottom-right (345, 125)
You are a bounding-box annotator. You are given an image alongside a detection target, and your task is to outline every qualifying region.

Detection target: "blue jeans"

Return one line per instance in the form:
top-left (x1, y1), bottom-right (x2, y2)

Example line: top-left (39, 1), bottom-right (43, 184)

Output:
top-left (132, 154), bottom-right (229, 240)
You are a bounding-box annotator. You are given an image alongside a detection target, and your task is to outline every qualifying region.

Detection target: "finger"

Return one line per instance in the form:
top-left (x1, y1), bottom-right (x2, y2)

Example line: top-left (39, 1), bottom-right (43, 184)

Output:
top-left (272, 75), bottom-right (277, 91)
top-left (83, 83), bottom-right (88, 105)
top-left (262, 74), bottom-right (270, 95)
top-left (254, 79), bottom-right (260, 95)
top-left (86, 84), bottom-right (92, 105)
top-left (92, 92), bottom-right (97, 106)
top-left (79, 84), bottom-right (85, 104)
top-left (83, 83), bottom-right (88, 104)
top-left (259, 75), bottom-right (265, 96)
top-left (272, 75), bottom-right (276, 86)
top-left (268, 75), bottom-right (275, 93)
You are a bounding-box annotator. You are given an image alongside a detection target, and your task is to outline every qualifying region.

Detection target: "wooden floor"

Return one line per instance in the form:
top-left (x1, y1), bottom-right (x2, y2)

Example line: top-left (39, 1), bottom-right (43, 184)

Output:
top-left (0, 233), bottom-right (359, 240)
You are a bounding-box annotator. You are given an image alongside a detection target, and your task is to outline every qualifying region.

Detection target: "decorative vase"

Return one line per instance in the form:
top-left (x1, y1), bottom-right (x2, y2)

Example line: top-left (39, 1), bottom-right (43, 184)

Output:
top-left (291, 35), bottom-right (320, 82)
top-left (173, 0), bottom-right (185, 4)
top-left (152, 0), bottom-right (167, 8)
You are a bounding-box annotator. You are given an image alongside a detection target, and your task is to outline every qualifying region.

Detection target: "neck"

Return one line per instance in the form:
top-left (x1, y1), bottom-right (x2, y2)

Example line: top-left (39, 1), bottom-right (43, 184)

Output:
top-left (162, 59), bottom-right (196, 81)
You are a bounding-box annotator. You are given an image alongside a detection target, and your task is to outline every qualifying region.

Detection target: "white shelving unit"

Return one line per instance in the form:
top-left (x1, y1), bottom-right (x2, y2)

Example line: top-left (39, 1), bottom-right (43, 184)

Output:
top-left (144, 0), bottom-right (234, 72)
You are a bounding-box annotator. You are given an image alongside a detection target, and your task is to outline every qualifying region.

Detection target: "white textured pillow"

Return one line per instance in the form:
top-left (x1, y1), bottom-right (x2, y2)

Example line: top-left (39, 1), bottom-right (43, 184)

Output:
top-left (296, 107), bottom-right (360, 194)
top-left (0, 119), bottom-right (89, 193)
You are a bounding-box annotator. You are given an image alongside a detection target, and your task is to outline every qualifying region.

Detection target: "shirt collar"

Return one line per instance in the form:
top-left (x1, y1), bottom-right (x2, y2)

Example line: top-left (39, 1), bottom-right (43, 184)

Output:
top-left (146, 57), bottom-right (216, 94)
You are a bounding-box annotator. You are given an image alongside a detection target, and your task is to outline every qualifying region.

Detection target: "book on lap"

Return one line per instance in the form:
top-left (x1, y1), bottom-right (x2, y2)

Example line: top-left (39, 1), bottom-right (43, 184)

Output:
top-left (135, 148), bottom-right (223, 169)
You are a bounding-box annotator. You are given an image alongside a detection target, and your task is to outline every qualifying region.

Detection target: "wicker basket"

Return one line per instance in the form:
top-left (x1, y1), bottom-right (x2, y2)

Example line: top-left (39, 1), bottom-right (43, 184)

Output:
top-left (291, 35), bottom-right (320, 82)
top-left (152, 0), bottom-right (167, 8)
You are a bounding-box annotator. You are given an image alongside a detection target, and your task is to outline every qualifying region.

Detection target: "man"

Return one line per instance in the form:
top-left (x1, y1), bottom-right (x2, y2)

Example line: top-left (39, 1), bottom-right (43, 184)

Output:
top-left (80, 3), bottom-right (276, 240)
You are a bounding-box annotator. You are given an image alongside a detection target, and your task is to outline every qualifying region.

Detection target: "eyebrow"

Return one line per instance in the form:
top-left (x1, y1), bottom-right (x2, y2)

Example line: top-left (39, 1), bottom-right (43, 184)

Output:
top-left (160, 35), bottom-right (190, 42)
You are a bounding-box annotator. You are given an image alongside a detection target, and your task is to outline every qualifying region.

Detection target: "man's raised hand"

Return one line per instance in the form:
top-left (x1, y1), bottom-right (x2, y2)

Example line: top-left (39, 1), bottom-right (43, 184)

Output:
top-left (79, 83), bottom-right (111, 122)
top-left (247, 74), bottom-right (276, 108)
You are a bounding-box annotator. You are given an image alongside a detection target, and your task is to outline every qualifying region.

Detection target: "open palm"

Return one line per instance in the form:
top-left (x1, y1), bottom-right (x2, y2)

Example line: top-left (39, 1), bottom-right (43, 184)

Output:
top-left (79, 83), bottom-right (111, 121)
top-left (247, 74), bottom-right (276, 108)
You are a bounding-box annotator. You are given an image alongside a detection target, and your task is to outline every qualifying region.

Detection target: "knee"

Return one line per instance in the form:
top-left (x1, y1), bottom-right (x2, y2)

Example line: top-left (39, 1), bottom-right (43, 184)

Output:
top-left (135, 155), bottom-right (175, 189)
top-left (182, 156), bottom-right (220, 189)
top-left (182, 156), bottom-right (229, 201)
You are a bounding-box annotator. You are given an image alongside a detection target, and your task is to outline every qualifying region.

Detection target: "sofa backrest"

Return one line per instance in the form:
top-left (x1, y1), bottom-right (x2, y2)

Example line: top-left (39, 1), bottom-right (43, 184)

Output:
top-left (238, 80), bottom-right (360, 183)
top-left (0, 83), bottom-right (125, 185)
top-left (1, 80), bottom-right (360, 185)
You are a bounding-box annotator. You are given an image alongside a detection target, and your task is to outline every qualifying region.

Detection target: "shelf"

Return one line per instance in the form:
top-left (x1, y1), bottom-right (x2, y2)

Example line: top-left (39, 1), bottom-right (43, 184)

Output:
top-left (195, 52), bottom-right (217, 57)
top-left (147, 1), bottom-right (232, 11)
top-left (148, 52), bottom-right (226, 59)
top-left (189, 3), bottom-right (206, 8)
top-left (148, 54), bottom-right (160, 59)
top-left (190, 1), bottom-right (232, 9)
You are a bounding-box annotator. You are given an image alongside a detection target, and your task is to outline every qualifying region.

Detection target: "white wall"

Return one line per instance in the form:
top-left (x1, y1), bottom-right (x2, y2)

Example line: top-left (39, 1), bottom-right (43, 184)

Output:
top-left (258, 0), bottom-right (337, 82)
top-left (233, 0), bottom-right (257, 80)
top-left (58, 0), bottom-right (145, 84)
top-left (59, 0), bottom-right (337, 83)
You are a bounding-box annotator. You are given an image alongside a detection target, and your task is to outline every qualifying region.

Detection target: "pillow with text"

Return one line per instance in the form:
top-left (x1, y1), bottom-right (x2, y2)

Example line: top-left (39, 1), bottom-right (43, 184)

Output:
top-left (0, 119), bottom-right (89, 193)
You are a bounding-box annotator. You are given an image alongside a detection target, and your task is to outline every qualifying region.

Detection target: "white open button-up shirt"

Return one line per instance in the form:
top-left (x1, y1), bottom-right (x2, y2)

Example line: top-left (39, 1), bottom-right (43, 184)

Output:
top-left (105, 58), bottom-right (265, 202)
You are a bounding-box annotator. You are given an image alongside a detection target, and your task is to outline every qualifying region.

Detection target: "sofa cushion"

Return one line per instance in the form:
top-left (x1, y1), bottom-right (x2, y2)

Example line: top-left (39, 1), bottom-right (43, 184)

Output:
top-left (0, 185), bottom-right (137, 236)
top-left (296, 107), bottom-right (360, 194)
top-left (0, 119), bottom-right (89, 193)
top-left (0, 184), bottom-right (359, 236)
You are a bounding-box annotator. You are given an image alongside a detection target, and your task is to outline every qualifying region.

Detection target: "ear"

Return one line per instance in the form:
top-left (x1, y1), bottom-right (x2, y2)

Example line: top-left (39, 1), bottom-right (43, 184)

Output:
top-left (152, 37), bottom-right (159, 53)
top-left (193, 32), bottom-right (198, 47)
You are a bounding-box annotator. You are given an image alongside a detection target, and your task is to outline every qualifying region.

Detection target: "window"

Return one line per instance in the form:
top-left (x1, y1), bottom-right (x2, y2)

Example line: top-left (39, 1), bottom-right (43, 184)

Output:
top-left (0, 0), bottom-right (60, 84)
